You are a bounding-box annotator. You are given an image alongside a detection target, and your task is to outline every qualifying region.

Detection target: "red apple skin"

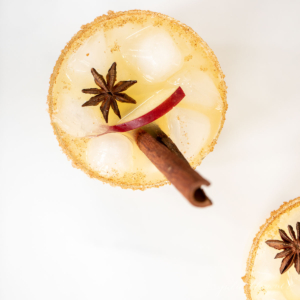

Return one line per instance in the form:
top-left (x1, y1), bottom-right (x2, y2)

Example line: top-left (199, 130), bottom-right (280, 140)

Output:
top-left (107, 87), bottom-right (185, 134)
top-left (90, 87), bottom-right (185, 137)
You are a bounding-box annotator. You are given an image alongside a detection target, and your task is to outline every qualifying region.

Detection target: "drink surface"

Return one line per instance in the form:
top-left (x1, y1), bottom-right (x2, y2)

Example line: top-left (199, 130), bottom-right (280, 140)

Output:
top-left (244, 197), bottom-right (300, 300)
top-left (48, 10), bottom-right (227, 189)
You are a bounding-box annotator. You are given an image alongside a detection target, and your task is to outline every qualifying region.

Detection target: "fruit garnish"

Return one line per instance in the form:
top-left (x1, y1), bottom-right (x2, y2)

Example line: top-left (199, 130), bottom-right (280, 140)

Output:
top-left (266, 222), bottom-right (300, 274)
top-left (82, 62), bottom-right (137, 123)
top-left (88, 86), bottom-right (185, 137)
top-left (80, 61), bottom-right (213, 207)
top-left (82, 80), bottom-right (211, 206)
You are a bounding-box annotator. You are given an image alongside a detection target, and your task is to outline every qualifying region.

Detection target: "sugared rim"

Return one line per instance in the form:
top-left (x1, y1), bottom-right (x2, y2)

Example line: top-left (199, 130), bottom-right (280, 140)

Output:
top-left (243, 196), bottom-right (300, 299)
top-left (47, 9), bottom-right (228, 190)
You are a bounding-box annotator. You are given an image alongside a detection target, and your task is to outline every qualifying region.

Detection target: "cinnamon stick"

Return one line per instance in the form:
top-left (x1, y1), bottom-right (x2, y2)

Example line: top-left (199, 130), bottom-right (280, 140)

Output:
top-left (135, 128), bottom-right (212, 207)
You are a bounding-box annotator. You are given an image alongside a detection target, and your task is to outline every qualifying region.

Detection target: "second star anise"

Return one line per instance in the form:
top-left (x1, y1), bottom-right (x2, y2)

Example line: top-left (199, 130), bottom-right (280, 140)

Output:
top-left (266, 222), bottom-right (300, 274)
top-left (82, 62), bottom-right (137, 123)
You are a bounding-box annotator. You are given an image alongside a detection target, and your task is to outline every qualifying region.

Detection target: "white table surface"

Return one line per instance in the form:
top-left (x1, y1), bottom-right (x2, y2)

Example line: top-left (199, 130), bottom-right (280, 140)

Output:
top-left (1, 1), bottom-right (300, 299)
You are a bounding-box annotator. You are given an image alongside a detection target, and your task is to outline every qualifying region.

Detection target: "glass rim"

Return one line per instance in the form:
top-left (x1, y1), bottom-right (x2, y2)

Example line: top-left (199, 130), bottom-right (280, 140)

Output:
top-left (47, 9), bottom-right (228, 190)
top-left (243, 196), bottom-right (300, 299)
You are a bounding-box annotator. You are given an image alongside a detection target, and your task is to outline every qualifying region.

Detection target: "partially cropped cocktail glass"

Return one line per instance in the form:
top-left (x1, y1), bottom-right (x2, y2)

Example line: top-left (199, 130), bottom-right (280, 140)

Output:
top-left (244, 197), bottom-right (300, 300)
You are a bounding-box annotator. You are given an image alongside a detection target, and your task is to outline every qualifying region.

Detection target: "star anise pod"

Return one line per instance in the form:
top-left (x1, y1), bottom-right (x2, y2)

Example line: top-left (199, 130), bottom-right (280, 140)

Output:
top-left (266, 222), bottom-right (300, 274)
top-left (82, 62), bottom-right (137, 123)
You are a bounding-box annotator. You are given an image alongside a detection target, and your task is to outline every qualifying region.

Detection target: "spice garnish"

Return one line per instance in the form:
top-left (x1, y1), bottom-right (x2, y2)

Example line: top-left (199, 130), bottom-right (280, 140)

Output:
top-left (81, 64), bottom-right (212, 208)
top-left (266, 222), bottom-right (300, 274)
top-left (135, 126), bottom-right (211, 208)
top-left (82, 62), bottom-right (137, 123)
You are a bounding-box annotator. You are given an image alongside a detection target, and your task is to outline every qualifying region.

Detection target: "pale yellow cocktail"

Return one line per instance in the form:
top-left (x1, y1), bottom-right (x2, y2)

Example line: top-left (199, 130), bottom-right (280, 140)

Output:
top-left (244, 197), bottom-right (300, 300)
top-left (48, 10), bottom-right (227, 189)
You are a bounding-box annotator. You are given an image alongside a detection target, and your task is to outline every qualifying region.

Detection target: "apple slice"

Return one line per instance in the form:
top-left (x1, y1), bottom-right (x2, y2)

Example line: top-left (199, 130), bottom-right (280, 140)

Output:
top-left (89, 87), bottom-right (185, 136)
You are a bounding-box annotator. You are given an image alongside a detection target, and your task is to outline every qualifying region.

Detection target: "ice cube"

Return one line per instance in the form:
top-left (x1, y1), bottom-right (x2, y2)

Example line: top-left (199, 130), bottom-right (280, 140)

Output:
top-left (168, 67), bottom-right (221, 108)
top-left (262, 291), bottom-right (287, 300)
top-left (121, 26), bottom-right (183, 83)
top-left (105, 23), bottom-right (144, 50)
top-left (167, 107), bottom-right (211, 161)
top-left (53, 94), bottom-right (102, 138)
top-left (287, 268), bottom-right (300, 298)
top-left (86, 134), bottom-right (133, 176)
top-left (252, 244), bottom-right (282, 286)
top-left (66, 31), bottom-right (112, 88)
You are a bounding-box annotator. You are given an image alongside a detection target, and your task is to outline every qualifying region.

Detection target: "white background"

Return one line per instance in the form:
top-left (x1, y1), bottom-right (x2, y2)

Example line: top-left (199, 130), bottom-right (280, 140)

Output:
top-left (1, 0), bottom-right (300, 299)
